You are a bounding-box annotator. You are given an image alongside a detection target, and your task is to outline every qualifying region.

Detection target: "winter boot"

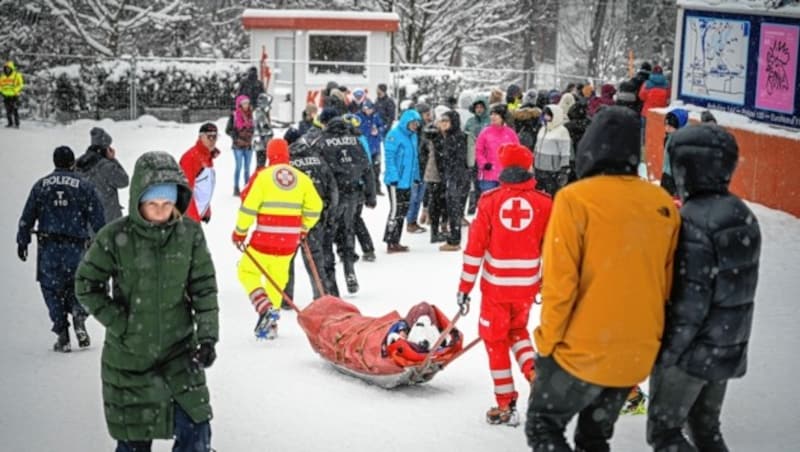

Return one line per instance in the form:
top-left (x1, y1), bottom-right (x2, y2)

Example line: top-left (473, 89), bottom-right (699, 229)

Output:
top-left (486, 400), bottom-right (519, 427)
top-left (439, 243), bottom-right (461, 252)
top-left (254, 307), bottom-right (280, 340)
top-left (620, 385), bottom-right (647, 415)
top-left (53, 330), bottom-right (71, 353)
top-left (406, 222), bottom-right (427, 234)
top-left (430, 231), bottom-right (446, 243)
top-left (362, 250), bottom-right (376, 262)
top-left (73, 316), bottom-right (91, 348)
top-left (387, 243), bottom-right (410, 253)
top-left (346, 273), bottom-right (359, 294)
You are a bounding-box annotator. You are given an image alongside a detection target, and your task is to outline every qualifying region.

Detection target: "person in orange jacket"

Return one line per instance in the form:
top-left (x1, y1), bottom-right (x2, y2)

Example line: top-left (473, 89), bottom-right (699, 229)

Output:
top-left (457, 143), bottom-right (552, 426)
top-left (525, 106), bottom-right (680, 452)
top-left (180, 123), bottom-right (220, 223)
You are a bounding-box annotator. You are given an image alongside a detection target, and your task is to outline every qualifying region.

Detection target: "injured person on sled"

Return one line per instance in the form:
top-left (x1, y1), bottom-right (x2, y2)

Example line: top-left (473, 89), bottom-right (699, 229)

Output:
top-left (297, 296), bottom-right (466, 389)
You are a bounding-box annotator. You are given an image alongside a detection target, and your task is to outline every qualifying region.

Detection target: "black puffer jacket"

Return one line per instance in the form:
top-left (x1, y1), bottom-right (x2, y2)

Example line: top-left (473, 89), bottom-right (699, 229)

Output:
top-left (439, 110), bottom-right (470, 190)
top-left (564, 102), bottom-right (590, 159)
top-left (658, 124), bottom-right (761, 381)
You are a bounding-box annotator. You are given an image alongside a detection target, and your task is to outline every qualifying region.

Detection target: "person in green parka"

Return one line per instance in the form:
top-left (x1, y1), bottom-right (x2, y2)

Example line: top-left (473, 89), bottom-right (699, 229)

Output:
top-left (75, 151), bottom-right (219, 452)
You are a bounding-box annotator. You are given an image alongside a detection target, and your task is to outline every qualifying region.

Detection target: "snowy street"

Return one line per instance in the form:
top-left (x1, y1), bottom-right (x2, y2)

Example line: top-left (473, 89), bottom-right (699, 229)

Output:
top-left (2, 118), bottom-right (799, 451)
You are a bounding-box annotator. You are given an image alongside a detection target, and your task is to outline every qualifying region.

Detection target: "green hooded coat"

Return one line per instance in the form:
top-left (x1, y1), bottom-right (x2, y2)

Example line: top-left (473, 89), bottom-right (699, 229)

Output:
top-left (75, 151), bottom-right (219, 441)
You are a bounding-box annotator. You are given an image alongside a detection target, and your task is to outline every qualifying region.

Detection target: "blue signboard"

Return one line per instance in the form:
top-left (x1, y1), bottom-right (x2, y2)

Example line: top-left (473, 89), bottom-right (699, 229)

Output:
top-left (678, 9), bottom-right (800, 128)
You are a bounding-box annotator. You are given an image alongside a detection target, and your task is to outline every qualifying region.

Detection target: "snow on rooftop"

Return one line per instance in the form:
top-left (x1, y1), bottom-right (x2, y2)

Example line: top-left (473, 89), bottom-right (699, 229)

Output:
top-left (678, 0), bottom-right (800, 17)
top-left (242, 8), bottom-right (399, 22)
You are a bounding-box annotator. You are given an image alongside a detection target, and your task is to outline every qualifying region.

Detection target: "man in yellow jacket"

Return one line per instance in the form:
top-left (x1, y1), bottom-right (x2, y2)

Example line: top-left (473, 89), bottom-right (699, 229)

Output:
top-left (232, 139), bottom-right (323, 339)
top-left (0, 61), bottom-right (24, 128)
top-left (525, 106), bottom-right (680, 452)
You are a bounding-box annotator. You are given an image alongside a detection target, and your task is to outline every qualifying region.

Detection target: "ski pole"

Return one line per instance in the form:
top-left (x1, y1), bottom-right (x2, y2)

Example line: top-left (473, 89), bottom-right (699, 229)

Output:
top-left (301, 238), bottom-right (326, 299)
top-left (238, 243), bottom-right (300, 314)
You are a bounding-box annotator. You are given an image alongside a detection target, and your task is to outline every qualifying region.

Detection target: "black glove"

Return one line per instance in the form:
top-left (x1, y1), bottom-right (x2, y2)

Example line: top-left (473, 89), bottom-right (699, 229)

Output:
top-left (483, 163), bottom-right (492, 171)
top-left (456, 292), bottom-right (470, 315)
top-left (192, 342), bottom-right (216, 369)
top-left (201, 215), bottom-right (211, 224)
top-left (17, 244), bottom-right (27, 262)
top-left (557, 168), bottom-right (570, 187)
top-left (365, 197), bottom-right (377, 209)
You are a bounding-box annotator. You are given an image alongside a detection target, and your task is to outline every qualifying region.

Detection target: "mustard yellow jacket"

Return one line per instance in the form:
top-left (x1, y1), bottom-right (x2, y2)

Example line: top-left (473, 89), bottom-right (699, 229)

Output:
top-left (534, 175), bottom-right (680, 387)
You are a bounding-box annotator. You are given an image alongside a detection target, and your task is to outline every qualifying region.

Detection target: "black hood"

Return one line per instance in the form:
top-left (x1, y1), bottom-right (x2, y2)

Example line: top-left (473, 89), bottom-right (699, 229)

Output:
top-left (575, 106), bottom-right (640, 179)
top-left (669, 124), bottom-right (738, 199)
top-left (442, 110), bottom-right (461, 132)
top-left (567, 101), bottom-right (588, 121)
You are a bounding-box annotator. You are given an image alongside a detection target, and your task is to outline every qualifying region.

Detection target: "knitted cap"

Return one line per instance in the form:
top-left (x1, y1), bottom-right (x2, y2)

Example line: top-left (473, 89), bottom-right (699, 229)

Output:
top-left (140, 183), bottom-right (177, 204)
top-left (90, 127), bottom-right (112, 148)
top-left (53, 146), bottom-right (75, 169)
top-left (499, 144), bottom-right (533, 170)
top-left (267, 138), bottom-right (290, 165)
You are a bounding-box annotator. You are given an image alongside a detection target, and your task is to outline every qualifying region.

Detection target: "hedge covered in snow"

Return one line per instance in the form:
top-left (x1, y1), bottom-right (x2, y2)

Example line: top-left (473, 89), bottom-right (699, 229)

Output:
top-left (26, 59), bottom-right (253, 119)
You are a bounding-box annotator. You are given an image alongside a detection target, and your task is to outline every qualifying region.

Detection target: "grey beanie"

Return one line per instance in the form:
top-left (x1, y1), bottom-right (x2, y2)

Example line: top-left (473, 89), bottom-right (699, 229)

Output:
top-left (90, 127), bottom-right (112, 148)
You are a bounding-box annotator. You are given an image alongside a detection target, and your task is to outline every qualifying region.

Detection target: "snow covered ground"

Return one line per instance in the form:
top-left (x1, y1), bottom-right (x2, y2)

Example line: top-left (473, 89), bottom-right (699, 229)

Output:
top-left (1, 118), bottom-right (799, 451)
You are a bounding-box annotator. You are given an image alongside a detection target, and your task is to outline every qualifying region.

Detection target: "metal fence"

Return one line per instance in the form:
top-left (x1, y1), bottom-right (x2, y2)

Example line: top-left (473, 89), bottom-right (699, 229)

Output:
top-left (13, 53), bottom-right (606, 123)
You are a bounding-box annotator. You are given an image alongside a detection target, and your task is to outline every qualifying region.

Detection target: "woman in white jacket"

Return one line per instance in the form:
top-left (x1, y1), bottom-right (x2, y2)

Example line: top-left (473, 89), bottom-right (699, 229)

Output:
top-left (534, 104), bottom-right (572, 196)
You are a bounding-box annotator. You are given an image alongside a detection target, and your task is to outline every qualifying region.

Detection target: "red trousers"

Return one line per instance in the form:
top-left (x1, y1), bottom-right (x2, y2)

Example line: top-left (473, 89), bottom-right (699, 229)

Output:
top-left (479, 296), bottom-right (536, 407)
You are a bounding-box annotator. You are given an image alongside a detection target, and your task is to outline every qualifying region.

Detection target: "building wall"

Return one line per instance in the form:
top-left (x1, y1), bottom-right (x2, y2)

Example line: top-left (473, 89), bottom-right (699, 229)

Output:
top-left (249, 29), bottom-right (393, 124)
top-left (645, 109), bottom-right (800, 218)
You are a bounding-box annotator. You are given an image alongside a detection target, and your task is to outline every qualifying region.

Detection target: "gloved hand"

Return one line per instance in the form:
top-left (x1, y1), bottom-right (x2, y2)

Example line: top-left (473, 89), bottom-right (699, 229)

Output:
top-left (211, 148), bottom-right (221, 159)
top-left (557, 168), bottom-right (570, 187)
top-left (192, 342), bottom-right (217, 369)
top-left (232, 231), bottom-right (247, 247)
top-left (365, 197), bottom-right (377, 209)
top-left (201, 214), bottom-right (211, 224)
top-left (17, 244), bottom-right (27, 262)
top-left (456, 292), bottom-right (470, 315)
top-left (483, 163), bottom-right (492, 171)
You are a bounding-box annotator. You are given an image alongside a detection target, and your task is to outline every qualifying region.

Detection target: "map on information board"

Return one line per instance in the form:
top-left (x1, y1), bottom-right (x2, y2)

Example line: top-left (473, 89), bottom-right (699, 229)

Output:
top-left (681, 16), bottom-right (750, 105)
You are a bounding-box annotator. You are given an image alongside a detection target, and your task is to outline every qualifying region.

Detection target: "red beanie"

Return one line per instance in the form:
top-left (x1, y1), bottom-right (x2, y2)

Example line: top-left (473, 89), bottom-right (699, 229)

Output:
top-left (267, 138), bottom-right (290, 165)
top-left (499, 143), bottom-right (534, 170)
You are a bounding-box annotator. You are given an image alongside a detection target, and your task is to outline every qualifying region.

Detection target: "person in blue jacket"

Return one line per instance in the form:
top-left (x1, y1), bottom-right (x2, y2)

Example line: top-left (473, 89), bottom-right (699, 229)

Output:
top-left (17, 146), bottom-right (105, 352)
top-left (660, 108), bottom-right (689, 197)
top-left (382, 108), bottom-right (421, 253)
top-left (357, 100), bottom-right (386, 194)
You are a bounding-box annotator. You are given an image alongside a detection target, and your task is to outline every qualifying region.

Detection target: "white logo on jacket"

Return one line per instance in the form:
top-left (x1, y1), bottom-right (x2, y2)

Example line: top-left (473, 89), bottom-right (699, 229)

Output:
top-left (499, 197), bottom-right (533, 231)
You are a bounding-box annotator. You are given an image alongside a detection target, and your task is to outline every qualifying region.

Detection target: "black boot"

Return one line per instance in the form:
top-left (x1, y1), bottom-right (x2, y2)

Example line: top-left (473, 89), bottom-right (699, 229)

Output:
top-left (346, 273), bottom-right (359, 294)
top-left (73, 316), bottom-right (91, 348)
top-left (53, 330), bottom-right (71, 353)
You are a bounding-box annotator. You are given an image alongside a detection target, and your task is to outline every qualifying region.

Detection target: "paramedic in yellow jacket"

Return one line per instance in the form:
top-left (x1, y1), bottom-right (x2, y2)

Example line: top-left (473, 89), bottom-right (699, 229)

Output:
top-left (0, 61), bottom-right (24, 128)
top-left (525, 107), bottom-right (680, 452)
top-left (232, 138), bottom-right (323, 339)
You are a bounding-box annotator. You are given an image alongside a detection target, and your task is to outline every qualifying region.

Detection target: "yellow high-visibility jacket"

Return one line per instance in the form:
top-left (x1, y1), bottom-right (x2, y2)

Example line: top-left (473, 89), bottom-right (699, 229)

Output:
top-left (0, 61), bottom-right (24, 97)
top-left (236, 164), bottom-right (322, 255)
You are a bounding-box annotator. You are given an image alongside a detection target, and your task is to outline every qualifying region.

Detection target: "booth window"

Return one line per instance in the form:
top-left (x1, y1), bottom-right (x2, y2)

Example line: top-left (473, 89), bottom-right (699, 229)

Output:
top-left (309, 34), bottom-right (367, 77)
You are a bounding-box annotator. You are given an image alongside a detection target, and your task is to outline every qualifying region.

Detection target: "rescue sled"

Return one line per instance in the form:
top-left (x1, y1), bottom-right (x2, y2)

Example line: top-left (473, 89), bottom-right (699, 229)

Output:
top-left (297, 295), bottom-right (471, 389)
top-left (239, 242), bottom-right (481, 389)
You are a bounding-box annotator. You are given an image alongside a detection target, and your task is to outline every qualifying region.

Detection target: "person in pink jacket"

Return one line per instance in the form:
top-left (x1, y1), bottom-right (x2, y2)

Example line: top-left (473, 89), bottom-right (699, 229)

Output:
top-left (475, 103), bottom-right (520, 194)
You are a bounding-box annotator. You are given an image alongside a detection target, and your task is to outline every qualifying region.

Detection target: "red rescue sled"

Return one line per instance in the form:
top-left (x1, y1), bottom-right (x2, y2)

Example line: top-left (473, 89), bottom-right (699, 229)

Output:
top-left (297, 295), bottom-right (471, 389)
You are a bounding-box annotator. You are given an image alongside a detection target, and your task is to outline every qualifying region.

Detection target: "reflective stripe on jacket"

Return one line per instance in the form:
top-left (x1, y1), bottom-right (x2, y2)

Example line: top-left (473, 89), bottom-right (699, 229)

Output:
top-left (236, 163), bottom-right (322, 255)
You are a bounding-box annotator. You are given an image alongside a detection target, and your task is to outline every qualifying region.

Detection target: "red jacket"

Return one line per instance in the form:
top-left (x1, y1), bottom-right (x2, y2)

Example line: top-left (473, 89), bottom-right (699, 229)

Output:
top-left (638, 77), bottom-right (671, 117)
top-left (459, 175), bottom-right (552, 302)
top-left (179, 140), bottom-right (219, 222)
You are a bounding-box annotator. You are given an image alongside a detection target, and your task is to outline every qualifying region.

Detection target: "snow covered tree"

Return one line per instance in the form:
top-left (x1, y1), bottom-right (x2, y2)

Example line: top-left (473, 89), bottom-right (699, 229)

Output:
top-left (39, 0), bottom-right (192, 57)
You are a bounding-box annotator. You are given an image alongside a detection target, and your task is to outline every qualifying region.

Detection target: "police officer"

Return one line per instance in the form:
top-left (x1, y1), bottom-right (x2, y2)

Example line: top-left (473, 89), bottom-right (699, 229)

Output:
top-left (284, 127), bottom-right (339, 301)
top-left (17, 146), bottom-right (105, 352)
top-left (314, 108), bottom-right (376, 295)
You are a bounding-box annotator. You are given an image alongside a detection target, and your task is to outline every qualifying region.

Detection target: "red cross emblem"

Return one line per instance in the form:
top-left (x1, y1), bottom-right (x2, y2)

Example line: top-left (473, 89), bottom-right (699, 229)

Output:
top-left (500, 197), bottom-right (533, 231)
top-left (273, 167), bottom-right (297, 190)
